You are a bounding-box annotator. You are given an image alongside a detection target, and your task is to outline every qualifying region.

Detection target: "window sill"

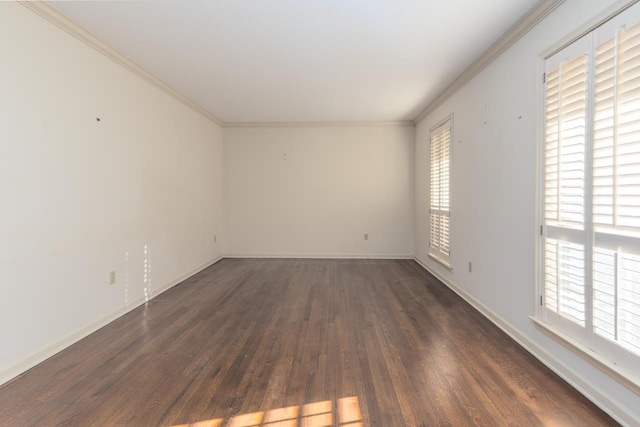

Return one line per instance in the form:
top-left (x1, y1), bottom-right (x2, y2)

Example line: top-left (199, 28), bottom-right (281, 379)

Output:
top-left (428, 253), bottom-right (452, 270)
top-left (530, 316), bottom-right (640, 395)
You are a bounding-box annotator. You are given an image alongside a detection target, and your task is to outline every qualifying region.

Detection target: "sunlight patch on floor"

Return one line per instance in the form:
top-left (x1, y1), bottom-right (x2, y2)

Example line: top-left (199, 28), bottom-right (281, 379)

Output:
top-left (172, 396), bottom-right (363, 427)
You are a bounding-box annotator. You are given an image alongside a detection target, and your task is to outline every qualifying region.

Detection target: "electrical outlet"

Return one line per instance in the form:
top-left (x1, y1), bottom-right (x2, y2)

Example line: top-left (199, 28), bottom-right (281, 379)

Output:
top-left (109, 271), bottom-right (116, 285)
top-left (364, 233), bottom-right (369, 240)
top-left (214, 234), bottom-right (217, 243)
top-left (468, 262), bottom-right (472, 273)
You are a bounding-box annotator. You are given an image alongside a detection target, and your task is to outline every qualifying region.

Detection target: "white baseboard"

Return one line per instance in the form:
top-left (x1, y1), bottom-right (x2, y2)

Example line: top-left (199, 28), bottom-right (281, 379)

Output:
top-left (0, 255), bottom-right (223, 387)
top-left (413, 256), bottom-right (636, 427)
top-left (223, 253), bottom-right (414, 259)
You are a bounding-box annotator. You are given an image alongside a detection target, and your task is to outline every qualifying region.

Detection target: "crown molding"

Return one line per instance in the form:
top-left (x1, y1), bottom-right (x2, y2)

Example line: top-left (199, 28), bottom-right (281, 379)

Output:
top-left (413, 0), bottom-right (566, 125)
top-left (19, 1), bottom-right (225, 127)
top-left (224, 120), bottom-right (415, 128)
top-left (21, 0), bottom-right (565, 128)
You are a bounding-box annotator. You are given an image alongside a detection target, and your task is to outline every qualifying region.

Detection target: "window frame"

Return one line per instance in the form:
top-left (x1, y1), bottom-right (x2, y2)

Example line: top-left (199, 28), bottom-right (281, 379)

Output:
top-left (534, 0), bottom-right (640, 393)
top-left (428, 115), bottom-right (453, 269)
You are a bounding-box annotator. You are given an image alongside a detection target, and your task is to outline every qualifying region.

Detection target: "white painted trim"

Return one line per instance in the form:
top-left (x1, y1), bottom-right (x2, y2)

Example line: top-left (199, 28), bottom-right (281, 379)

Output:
top-left (224, 121), bottom-right (415, 128)
top-left (413, 256), bottom-right (636, 427)
top-left (24, 0), bottom-right (570, 130)
top-left (17, 2), bottom-right (418, 129)
top-left (429, 114), bottom-right (454, 133)
top-left (534, 52), bottom-right (546, 322)
top-left (531, 317), bottom-right (640, 395)
top-left (18, 1), bottom-right (225, 127)
top-left (0, 256), bottom-right (223, 387)
top-left (427, 253), bottom-right (452, 270)
top-left (539, 0), bottom-right (639, 59)
top-left (413, 0), bottom-right (566, 124)
top-left (224, 253), bottom-right (414, 260)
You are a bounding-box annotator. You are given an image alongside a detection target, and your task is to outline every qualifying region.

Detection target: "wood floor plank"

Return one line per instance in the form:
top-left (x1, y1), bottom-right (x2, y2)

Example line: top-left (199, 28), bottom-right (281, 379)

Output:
top-left (0, 259), bottom-right (619, 426)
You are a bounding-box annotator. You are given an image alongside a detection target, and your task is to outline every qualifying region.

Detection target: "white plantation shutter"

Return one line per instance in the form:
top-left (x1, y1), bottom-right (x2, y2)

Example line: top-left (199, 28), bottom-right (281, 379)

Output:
top-left (541, 4), bottom-right (640, 381)
top-left (543, 49), bottom-right (589, 328)
top-left (593, 248), bottom-right (640, 356)
top-left (592, 20), bottom-right (640, 357)
top-left (429, 119), bottom-right (451, 267)
top-left (594, 23), bottom-right (640, 234)
top-left (544, 55), bottom-right (588, 229)
top-left (544, 238), bottom-right (586, 326)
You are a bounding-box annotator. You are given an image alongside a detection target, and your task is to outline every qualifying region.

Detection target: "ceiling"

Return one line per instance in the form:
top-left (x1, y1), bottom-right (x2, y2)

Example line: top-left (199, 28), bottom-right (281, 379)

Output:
top-left (51, 0), bottom-right (539, 123)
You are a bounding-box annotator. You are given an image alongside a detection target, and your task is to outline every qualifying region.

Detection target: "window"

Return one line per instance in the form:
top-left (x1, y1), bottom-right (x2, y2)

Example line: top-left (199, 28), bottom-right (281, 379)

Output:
top-left (429, 117), bottom-right (452, 267)
top-left (541, 4), bottom-right (640, 381)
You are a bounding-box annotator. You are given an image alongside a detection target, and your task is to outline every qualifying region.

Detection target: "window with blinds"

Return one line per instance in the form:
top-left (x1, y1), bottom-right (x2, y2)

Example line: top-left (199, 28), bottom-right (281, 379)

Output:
top-left (543, 51), bottom-right (588, 329)
top-left (429, 118), bottom-right (452, 267)
top-left (541, 4), bottom-right (640, 380)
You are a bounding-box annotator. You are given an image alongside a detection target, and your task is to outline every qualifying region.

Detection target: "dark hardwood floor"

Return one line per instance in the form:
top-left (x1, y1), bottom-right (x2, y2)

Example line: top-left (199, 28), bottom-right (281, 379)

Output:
top-left (0, 259), bottom-right (618, 426)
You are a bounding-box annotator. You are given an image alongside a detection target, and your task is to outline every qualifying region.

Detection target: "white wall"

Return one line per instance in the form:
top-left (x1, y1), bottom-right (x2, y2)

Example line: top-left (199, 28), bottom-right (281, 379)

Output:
top-left (0, 3), bottom-right (224, 383)
top-left (224, 126), bottom-right (414, 258)
top-left (414, 0), bottom-right (640, 424)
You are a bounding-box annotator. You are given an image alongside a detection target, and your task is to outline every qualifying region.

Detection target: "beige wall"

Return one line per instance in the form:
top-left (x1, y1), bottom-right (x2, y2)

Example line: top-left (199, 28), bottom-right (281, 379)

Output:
top-left (224, 125), bottom-right (414, 258)
top-left (0, 2), bottom-right (224, 382)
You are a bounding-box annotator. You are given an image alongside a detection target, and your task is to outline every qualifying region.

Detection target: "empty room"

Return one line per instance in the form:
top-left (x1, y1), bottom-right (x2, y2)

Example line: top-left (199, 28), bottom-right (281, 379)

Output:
top-left (1, 0), bottom-right (640, 425)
